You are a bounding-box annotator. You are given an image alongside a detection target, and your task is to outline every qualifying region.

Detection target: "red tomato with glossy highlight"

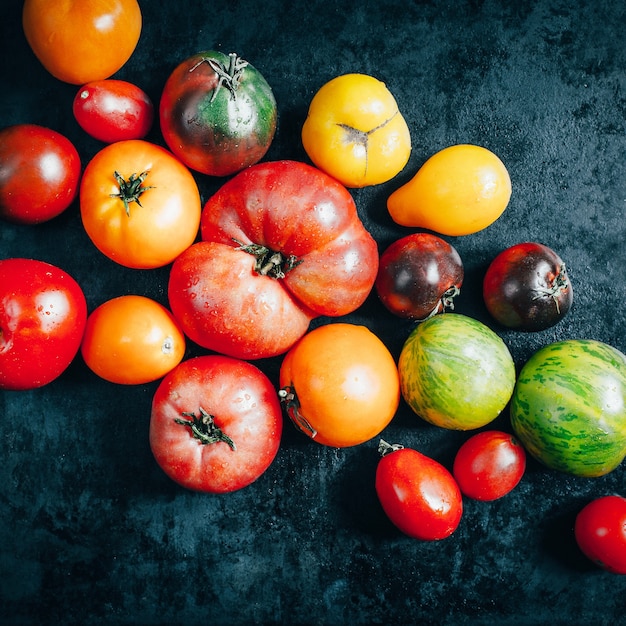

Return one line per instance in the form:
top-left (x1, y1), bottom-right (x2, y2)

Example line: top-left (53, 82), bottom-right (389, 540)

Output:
top-left (452, 430), bottom-right (526, 501)
top-left (0, 124), bottom-right (81, 224)
top-left (150, 355), bottom-right (283, 493)
top-left (575, 495), bottom-right (626, 574)
top-left (0, 258), bottom-right (87, 390)
top-left (375, 441), bottom-right (463, 540)
top-left (73, 80), bottom-right (154, 143)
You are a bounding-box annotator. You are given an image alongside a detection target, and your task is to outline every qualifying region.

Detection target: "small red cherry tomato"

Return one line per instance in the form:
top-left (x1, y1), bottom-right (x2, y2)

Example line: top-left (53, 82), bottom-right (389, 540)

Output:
top-left (375, 440), bottom-right (463, 540)
top-left (452, 430), bottom-right (526, 501)
top-left (575, 495), bottom-right (626, 574)
top-left (73, 79), bottom-right (154, 143)
top-left (0, 124), bottom-right (81, 224)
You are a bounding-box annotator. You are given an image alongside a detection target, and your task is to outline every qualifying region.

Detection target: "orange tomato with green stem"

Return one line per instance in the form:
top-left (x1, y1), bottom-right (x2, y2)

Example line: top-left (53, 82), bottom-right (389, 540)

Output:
top-left (79, 139), bottom-right (201, 269)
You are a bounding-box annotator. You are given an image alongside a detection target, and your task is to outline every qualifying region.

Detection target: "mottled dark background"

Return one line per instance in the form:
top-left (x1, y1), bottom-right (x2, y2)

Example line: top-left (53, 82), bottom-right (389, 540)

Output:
top-left (1, 1), bottom-right (625, 624)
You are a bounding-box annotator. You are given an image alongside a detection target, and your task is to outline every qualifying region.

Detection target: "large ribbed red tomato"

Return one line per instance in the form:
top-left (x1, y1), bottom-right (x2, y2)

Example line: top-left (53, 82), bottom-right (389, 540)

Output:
top-left (168, 160), bottom-right (378, 360)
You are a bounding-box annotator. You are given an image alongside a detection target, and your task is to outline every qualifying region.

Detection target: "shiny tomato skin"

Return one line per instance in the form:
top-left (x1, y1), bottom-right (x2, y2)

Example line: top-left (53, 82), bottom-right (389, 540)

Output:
top-left (168, 241), bottom-right (315, 360)
top-left (301, 73), bottom-right (411, 188)
top-left (150, 355), bottom-right (283, 493)
top-left (483, 242), bottom-right (573, 331)
top-left (278, 323), bottom-right (400, 447)
top-left (0, 258), bottom-right (87, 390)
top-left (375, 233), bottom-right (464, 319)
top-left (22, 0), bottom-right (142, 85)
top-left (452, 430), bottom-right (526, 501)
top-left (575, 495), bottom-right (626, 574)
top-left (200, 160), bottom-right (379, 317)
top-left (376, 443), bottom-right (463, 540)
top-left (81, 295), bottom-right (186, 385)
top-left (73, 80), bottom-right (154, 143)
top-left (0, 124), bottom-right (81, 225)
top-left (160, 50), bottom-right (277, 177)
top-left (80, 139), bottom-right (201, 269)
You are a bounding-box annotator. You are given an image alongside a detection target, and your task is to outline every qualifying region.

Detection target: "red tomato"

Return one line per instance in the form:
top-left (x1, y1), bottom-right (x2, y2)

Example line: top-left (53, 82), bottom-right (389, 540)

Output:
top-left (452, 430), bottom-right (526, 501)
top-left (0, 124), bottom-right (81, 224)
top-left (149, 355), bottom-right (283, 493)
top-left (73, 80), bottom-right (154, 143)
top-left (375, 232), bottom-right (464, 320)
top-left (168, 160), bottom-right (378, 360)
top-left (575, 495), bottom-right (626, 574)
top-left (0, 258), bottom-right (87, 390)
top-left (375, 441), bottom-right (463, 540)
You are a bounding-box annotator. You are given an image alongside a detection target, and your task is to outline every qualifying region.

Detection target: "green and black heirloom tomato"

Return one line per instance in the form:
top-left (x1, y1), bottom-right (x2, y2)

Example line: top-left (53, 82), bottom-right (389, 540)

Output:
top-left (159, 50), bottom-right (277, 177)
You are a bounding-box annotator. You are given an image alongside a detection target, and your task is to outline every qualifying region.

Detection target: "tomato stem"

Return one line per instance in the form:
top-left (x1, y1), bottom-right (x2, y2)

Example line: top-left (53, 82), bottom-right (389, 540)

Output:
top-left (175, 407), bottom-right (236, 450)
top-left (189, 52), bottom-right (249, 102)
top-left (110, 170), bottom-right (155, 216)
top-left (532, 263), bottom-right (569, 314)
top-left (233, 238), bottom-right (302, 279)
top-left (378, 439), bottom-right (404, 457)
top-left (278, 386), bottom-right (317, 439)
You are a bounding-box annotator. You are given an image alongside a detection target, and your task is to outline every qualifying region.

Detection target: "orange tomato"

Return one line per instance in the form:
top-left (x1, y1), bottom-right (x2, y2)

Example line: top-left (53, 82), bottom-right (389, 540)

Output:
top-left (22, 0), bottom-right (142, 85)
top-left (80, 140), bottom-right (201, 269)
top-left (387, 144), bottom-right (512, 236)
top-left (81, 295), bottom-right (186, 385)
top-left (279, 323), bottom-right (400, 447)
top-left (301, 73), bottom-right (411, 188)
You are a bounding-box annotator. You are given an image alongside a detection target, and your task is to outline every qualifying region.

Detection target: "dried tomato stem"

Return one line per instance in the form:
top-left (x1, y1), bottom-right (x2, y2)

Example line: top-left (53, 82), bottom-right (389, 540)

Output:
top-left (378, 439), bottom-right (405, 457)
top-left (233, 238), bottom-right (302, 279)
top-left (189, 52), bottom-right (249, 101)
top-left (532, 263), bottom-right (570, 314)
top-left (175, 407), bottom-right (236, 450)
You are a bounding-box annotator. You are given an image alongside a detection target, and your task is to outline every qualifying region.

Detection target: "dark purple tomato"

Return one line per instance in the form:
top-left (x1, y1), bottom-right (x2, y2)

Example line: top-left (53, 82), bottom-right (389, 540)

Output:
top-left (483, 242), bottom-right (573, 331)
top-left (375, 233), bottom-right (464, 320)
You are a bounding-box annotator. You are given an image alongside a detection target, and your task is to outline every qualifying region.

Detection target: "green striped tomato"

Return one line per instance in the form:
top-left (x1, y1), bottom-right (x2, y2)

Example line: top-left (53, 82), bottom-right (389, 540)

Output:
top-left (398, 313), bottom-right (516, 430)
top-left (510, 339), bottom-right (626, 477)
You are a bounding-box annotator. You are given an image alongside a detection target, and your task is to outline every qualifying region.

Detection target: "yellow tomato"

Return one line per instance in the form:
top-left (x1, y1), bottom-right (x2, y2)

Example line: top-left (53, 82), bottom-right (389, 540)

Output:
top-left (279, 323), bottom-right (400, 447)
top-left (387, 144), bottom-right (512, 236)
top-left (81, 295), bottom-right (186, 385)
top-left (301, 74), bottom-right (411, 188)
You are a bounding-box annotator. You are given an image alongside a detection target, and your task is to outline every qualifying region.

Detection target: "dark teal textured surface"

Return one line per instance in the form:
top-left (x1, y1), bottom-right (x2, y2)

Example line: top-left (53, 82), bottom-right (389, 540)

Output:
top-left (1, 1), bottom-right (625, 624)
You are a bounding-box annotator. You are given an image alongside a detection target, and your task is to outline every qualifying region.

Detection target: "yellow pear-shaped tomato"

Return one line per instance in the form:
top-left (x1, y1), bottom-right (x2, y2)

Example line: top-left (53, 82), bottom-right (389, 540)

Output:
top-left (387, 144), bottom-right (512, 236)
top-left (301, 73), bottom-right (411, 188)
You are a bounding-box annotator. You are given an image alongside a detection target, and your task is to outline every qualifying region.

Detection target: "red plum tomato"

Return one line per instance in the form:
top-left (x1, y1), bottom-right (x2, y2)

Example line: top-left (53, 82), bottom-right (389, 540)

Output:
top-left (375, 441), bottom-right (463, 540)
top-left (168, 160), bottom-right (378, 360)
top-left (575, 495), bottom-right (626, 574)
top-left (452, 430), bottom-right (526, 501)
top-left (483, 242), bottom-right (573, 331)
top-left (149, 355), bottom-right (283, 493)
top-left (73, 79), bottom-right (154, 143)
top-left (160, 50), bottom-right (277, 177)
top-left (0, 258), bottom-right (87, 390)
top-left (0, 124), bottom-right (81, 224)
top-left (375, 232), bottom-right (463, 319)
